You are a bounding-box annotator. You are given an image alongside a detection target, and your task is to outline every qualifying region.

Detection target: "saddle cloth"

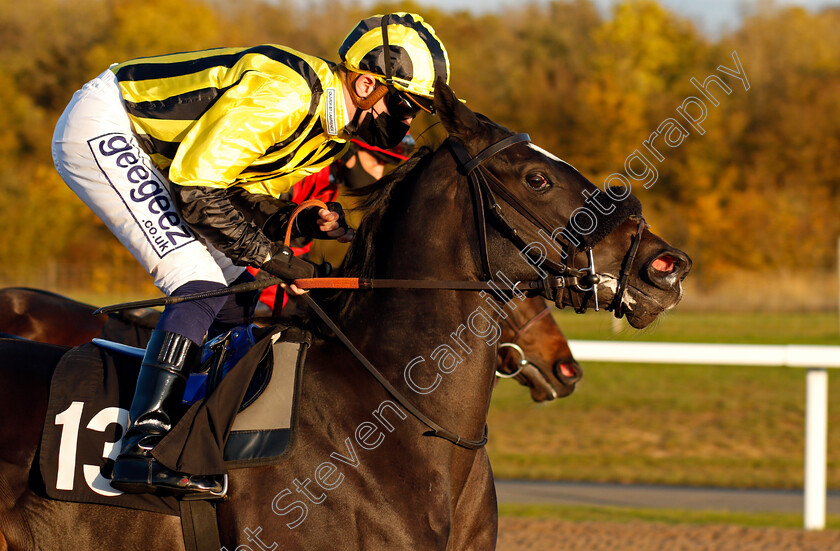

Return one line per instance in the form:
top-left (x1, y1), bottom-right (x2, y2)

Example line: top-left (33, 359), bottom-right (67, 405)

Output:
top-left (38, 325), bottom-right (310, 515)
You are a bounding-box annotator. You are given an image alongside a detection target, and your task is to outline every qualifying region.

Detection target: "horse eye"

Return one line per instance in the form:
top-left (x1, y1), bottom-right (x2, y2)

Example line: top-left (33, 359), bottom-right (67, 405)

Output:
top-left (525, 173), bottom-right (549, 190)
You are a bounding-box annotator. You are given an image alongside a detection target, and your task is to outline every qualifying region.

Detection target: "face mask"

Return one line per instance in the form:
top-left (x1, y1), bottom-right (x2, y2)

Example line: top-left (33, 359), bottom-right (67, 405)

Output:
top-left (353, 109), bottom-right (410, 150)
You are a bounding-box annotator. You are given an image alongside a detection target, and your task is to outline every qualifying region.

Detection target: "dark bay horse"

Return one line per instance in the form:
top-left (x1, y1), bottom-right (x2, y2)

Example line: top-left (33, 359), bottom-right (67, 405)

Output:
top-left (0, 81), bottom-right (689, 550)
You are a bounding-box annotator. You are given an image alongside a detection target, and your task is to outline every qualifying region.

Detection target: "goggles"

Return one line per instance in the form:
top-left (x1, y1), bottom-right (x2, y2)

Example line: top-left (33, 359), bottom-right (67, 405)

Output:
top-left (385, 87), bottom-right (434, 118)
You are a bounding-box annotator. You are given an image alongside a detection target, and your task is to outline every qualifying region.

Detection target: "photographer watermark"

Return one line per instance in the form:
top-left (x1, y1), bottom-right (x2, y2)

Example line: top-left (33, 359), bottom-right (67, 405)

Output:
top-left (264, 272), bottom-right (526, 533)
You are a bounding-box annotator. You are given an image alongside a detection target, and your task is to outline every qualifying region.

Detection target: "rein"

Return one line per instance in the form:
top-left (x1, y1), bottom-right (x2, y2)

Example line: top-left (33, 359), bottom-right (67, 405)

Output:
top-left (94, 133), bottom-right (634, 314)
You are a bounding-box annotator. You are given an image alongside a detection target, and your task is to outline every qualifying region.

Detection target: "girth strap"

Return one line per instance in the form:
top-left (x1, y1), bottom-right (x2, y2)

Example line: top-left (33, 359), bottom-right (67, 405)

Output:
top-left (180, 500), bottom-right (221, 551)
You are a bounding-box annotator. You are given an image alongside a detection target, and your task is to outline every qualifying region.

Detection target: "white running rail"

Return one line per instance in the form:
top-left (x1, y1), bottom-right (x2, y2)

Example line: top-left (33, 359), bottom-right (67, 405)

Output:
top-left (567, 340), bottom-right (840, 530)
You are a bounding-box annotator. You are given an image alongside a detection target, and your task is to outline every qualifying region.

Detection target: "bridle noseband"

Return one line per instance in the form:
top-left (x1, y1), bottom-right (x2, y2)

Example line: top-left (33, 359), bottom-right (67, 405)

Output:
top-left (607, 214), bottom-right (646, 318)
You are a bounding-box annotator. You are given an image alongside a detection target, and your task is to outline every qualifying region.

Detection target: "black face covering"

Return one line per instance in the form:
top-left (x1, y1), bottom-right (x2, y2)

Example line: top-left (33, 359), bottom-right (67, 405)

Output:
top-left (353, 109), bottom-right (410, 150)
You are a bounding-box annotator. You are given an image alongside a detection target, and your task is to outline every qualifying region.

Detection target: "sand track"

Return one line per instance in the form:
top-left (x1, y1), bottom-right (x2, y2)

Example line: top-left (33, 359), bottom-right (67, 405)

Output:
top-left (497, 518), bottom-right (840, 551)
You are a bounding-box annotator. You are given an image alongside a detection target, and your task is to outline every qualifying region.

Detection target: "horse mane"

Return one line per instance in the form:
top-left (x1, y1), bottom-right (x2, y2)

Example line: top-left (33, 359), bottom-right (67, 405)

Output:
top-left (308, 146), bottom-right (437, 323)
top-left (338, 112), bottom-right (504, 269)
top-left (337, 146), bottom-right (435, 280)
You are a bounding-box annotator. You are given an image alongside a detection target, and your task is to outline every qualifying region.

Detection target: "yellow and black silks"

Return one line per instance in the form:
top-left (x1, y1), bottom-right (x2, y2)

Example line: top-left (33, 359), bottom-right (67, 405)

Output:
top-left (113, 45), bottom-right (351, 198)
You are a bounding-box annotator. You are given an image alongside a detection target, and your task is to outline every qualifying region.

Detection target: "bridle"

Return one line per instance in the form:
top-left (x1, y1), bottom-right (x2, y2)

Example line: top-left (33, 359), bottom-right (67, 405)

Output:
top-left (446, 134), bottom-right (647, 317)
top-left (257, 132), bottom-right (647, 316)
top-left (496, 304), bottom-right (552, 379)
top-left (607, 214), bottom-right (646, 318)
top-left (291, 134), bottom-right (647, 448)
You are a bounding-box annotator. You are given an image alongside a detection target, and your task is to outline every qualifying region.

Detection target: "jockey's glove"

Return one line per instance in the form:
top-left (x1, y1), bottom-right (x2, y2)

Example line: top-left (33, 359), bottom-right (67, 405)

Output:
top-left (261, 243), bottom-right (316, 281)
top-left (293, 202), bottom-right (349, 240)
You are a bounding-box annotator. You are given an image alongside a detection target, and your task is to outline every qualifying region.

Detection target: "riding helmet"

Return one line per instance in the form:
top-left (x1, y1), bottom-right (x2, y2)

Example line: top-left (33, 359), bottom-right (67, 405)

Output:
top-left (339, 12), bottom-right (449, 113)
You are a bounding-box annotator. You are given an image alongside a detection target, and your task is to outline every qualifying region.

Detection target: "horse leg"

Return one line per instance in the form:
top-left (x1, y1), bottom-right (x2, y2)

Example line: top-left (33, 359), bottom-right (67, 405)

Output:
top-left (448, 449), bottom-right (498, 550)
top-left (0, 341), bottom-right (58, 550)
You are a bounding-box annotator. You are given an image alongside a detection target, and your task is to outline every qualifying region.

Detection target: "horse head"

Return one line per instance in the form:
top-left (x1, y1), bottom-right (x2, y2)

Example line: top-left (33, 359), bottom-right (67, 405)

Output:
top-left (497, 297), bottom-right (582, 401)
top-left (433, 80), bottom-right (691, 329)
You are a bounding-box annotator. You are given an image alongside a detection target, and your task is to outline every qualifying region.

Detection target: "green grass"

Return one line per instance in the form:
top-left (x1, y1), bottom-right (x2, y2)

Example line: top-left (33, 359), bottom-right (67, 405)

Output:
top-left (488, 310), bottom-right (840, 489)
top-left (498, 503), bottom-right (840, 530)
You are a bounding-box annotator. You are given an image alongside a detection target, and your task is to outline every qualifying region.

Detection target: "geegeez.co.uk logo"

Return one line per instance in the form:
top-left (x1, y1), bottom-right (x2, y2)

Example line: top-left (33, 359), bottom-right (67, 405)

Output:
top-left (90, 133), bottom-right (196, 258)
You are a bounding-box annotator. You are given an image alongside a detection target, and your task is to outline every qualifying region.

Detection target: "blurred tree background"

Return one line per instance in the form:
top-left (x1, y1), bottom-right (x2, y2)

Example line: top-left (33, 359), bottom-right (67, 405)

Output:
top-left (0, 0), bottom-right (837, 307)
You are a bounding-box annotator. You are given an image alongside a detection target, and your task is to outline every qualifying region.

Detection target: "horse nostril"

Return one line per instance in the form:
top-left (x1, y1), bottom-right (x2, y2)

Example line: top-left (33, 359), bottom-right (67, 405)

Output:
top-left (648, 250), bottom-right (691, 284)
top-left (651, 254), bottom-right (677, 274)
top-left (554, 360), bottom-right (581, 382)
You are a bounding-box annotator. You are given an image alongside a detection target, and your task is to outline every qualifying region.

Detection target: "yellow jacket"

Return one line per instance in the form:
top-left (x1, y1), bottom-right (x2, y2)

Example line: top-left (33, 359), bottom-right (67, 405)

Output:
top-left (113, 45), bottom-right (352, 198)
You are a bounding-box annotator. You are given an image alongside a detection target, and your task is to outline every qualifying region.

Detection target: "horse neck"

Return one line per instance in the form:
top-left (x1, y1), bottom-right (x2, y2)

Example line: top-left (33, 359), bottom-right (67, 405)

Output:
top-left (341, 156), bottom-right (499, 444)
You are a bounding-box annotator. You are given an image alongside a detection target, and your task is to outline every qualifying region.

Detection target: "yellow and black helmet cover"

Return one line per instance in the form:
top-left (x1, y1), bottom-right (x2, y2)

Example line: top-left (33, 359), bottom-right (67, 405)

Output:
top-left (339, 13), bottom-right (449, 112)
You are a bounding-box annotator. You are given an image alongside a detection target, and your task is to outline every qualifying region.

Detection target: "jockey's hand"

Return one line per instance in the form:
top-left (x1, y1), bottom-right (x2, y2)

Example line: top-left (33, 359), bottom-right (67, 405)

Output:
top-left (296, 202), bottom-right (354, 243)
top-left (316, 203), bottom-right (354, 243)
top-left (262, 244), bottom-right (316, 281)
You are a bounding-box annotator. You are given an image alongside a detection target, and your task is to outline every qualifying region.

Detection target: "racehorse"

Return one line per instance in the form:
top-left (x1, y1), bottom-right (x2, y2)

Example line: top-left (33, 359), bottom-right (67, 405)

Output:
top-left (0, 287), bottom-right (157, 347)
top-left (0, 287), bottom-right (580, 400)
top-left (0, 81), bottom-right (689, 550)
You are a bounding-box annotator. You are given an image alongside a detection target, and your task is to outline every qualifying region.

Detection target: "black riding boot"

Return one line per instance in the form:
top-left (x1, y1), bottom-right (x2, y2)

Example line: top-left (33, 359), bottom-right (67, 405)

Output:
top-left (110, 330), bottom-right (224, 496)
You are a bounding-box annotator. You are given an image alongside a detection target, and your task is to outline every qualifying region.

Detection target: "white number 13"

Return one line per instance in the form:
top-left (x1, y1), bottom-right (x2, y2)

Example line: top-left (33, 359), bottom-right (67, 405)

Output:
top-left (54, 401), bottom-right (129, 497)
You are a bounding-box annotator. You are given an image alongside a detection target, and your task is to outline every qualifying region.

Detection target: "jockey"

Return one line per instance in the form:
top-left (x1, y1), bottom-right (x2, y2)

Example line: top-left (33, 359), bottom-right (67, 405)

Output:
top-left (51, 13), bottom-right (449, 497)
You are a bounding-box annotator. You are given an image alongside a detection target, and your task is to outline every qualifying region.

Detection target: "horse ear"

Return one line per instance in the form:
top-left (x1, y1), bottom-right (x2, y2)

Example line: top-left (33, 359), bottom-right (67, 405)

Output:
top-left (433, 78), bottom-right (480, 140)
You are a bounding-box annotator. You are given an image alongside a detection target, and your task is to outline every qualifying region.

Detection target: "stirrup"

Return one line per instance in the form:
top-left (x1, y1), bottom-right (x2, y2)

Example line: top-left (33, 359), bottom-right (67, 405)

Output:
top-left (181, 474), bottom-right (229, 501)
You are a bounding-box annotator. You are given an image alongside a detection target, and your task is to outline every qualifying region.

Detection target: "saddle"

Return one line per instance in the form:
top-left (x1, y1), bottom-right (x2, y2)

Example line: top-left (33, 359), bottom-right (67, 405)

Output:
top-left (37, 324), bottom-right (310, 515)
